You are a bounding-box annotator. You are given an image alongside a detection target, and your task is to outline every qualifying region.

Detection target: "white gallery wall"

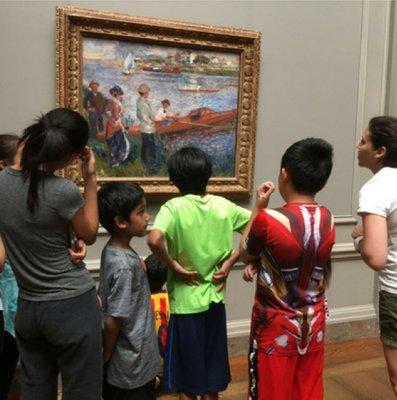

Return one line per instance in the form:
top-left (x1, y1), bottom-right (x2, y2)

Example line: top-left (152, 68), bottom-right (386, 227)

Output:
top-left (0, 0), bottom-right (394, 340)
top-left (389, 1), bottom-right (397, 116)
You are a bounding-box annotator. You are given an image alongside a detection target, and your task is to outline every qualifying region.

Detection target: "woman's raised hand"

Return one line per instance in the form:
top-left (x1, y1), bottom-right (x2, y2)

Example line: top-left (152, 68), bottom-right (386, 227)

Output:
top-left (81, 146), bottom-right (97, 182)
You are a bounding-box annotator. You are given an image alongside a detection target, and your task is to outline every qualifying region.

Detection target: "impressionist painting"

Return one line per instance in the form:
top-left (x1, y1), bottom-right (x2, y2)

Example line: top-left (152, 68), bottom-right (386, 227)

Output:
top-left (57, 6), bottom-right (260, 195)
top-left (82, 37), bottom-right (240, 178)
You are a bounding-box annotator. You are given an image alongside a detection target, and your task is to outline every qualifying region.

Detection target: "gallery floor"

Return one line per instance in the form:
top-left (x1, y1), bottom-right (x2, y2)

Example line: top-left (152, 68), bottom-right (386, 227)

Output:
top-left (7, 337), bottom-right (395, 400)
top-left (158, 337), bottom-right (394, 400)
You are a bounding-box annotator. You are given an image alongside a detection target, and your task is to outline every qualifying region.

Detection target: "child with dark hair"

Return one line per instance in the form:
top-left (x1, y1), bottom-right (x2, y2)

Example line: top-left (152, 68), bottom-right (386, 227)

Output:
top-left (98, 182), bottom-right (160, 400)
top-left (145, 254), bottom-right (169, 358)
top-left (146, 254), bottom-right (168, 293)
top-left (0, 134), bottom-right (19, 168)
top-left (241, 138), bottom-right (335, 400)
top-left (0, 134), bottom-right (20, 399)
top-left (148, 146), bottom-right (251, 400)
top-left (0, 108), bottom-right (101, 400)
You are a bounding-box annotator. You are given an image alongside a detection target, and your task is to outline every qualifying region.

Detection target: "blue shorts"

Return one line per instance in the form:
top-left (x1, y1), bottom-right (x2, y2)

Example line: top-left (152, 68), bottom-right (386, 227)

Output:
top-left (164, 302), bottom-right (230, 395)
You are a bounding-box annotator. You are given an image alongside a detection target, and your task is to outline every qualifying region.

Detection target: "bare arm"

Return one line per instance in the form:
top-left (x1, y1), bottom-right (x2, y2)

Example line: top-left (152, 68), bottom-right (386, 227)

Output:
top-left (103, 315), bottom-right (122, 363)
top-left (68, 239), bottom-right (87, 265)
top-left (0, 236), bottom-right (5, 272)
top-left (147, 229), bottom-right (199, 284)
top-left (360, 214), bottom-right (388, 271)
top-left (70, 147), bottom-right (98, 245)
top-left (239, 181), bottom-right (275, 263)
top-left (212, 250), bottom-right (240, 291)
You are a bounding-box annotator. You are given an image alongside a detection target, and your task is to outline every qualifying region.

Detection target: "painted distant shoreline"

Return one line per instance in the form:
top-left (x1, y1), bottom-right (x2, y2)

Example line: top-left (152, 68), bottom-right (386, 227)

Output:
top-left (83, 57), bottom-right (239, 77)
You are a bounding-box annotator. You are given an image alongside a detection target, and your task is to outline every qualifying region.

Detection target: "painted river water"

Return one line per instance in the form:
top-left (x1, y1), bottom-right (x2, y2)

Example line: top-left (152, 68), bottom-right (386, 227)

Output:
top-left (83, 54), bottom-right (239, 177)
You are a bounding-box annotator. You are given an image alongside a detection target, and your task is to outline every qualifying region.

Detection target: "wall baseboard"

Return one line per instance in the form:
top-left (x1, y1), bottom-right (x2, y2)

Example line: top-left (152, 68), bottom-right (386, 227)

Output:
top-left (227, 304), bottom-right (376, 338)
top-left (327, 303), bottom-right (376, 324)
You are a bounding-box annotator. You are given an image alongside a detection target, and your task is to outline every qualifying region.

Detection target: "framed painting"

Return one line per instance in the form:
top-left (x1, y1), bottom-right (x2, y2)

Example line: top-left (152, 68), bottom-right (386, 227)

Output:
top-left (56, 6), bottom-right (260, 196)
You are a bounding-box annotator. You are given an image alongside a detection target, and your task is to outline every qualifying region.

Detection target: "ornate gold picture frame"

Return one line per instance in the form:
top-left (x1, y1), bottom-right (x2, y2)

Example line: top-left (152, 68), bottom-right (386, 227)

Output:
top-left (56, 6), bottom-right (260, 196)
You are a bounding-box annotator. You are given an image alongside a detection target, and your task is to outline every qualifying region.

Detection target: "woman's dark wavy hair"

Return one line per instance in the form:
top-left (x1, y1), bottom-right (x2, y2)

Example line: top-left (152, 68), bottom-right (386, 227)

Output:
top-left (368, 116), bottom-right (397, 167)
top-left (0, 134), bottom-right (19, 165)
top-left (21, 108), bottom-right (89, 213)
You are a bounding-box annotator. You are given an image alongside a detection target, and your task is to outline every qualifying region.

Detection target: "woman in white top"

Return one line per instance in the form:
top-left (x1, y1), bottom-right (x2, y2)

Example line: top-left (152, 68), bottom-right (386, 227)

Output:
top-left (352, 116), bottom-right (397, 395)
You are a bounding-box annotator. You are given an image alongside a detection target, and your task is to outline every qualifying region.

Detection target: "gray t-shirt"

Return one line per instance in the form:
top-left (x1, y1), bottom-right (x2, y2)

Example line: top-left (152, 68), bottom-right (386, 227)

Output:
top-left (0, 167), bottom-right (94, 301)
top-left (99, 245), bottom-right (160, 390)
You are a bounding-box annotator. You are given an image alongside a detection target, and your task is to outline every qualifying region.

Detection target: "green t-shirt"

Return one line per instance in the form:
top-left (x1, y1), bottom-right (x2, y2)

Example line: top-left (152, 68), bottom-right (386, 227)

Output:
top-left (151, 194), bottom-right (251, 314)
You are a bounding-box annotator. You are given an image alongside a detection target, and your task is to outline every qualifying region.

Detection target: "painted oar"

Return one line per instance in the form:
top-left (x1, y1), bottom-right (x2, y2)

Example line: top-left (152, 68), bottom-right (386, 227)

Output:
top-left (178, 121), bottom-right (234, 130)
top-left (177, 121), bottom-right (215, 128)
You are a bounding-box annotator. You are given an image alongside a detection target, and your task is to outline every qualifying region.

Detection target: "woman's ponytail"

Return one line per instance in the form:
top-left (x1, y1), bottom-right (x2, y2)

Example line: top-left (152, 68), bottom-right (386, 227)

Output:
top-left (21, 108), bottom-right (89, 213)
top-left (21, 119), bottom-right (47, 212)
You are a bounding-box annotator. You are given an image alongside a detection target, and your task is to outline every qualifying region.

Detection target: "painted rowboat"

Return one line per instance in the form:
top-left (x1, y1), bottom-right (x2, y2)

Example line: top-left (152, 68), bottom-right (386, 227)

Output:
top-left (128, 107), bottom-right (237, 136)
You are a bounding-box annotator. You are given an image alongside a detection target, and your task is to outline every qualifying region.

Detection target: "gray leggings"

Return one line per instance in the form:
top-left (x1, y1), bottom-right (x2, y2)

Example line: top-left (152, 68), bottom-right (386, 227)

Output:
top-left (15, 288), bottom-right (102, 400)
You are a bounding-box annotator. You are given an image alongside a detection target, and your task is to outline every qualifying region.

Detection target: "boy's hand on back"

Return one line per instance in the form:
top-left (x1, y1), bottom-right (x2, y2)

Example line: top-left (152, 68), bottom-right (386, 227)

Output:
top-left (243, 263), bottom-right (258, 282)
top-left (171, 260), bottom-right (200, 286)
top-left (213, 258), bottom-right (234, 292)
top-left (256, 181), bottom-right (275, 209)
top-left (68, 239), bottom-right (87, 264)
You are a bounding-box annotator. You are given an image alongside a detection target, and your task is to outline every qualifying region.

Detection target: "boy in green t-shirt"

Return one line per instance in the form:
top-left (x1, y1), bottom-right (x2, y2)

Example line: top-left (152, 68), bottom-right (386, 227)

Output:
top-left (148, 147), bottom-right (250, 400)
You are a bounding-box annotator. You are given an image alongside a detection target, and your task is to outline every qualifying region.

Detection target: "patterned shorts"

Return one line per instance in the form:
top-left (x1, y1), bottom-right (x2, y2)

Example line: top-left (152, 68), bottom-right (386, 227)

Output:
top-left (379, 290), bottom-right (397, 348)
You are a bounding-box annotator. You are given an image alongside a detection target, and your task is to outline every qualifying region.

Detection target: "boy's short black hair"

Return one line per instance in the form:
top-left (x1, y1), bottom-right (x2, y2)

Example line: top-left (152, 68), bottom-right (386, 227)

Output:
top-left (145, 254), bottom-right (167, 293)
top-left (281, 138), bottom-right (333, 195)
top-left (0, 134), bottom-right (19, 165)
top-left (167, 147), bottom-right (212, 195)
top-left (98, 182), bottom-right (144, 234)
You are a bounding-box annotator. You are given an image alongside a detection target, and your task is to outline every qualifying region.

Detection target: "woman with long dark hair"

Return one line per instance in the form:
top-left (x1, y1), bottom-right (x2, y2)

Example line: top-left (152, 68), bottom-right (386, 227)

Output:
top-left (0, 108), bottom-right (102, 400)
top-left (353, 116), bottom-right (397, 396)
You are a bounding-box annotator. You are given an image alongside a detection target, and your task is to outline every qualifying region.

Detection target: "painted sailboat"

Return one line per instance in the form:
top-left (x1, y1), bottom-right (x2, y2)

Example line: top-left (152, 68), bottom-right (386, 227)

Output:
top-left (122, 53), bottom-right (135, 75)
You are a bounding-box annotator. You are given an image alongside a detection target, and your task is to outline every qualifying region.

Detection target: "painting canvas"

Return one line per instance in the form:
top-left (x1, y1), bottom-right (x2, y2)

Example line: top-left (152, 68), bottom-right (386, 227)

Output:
top-left (56, 6), bottom-right (260, 195)
top-left (83, 38), bottom-right (239, 178)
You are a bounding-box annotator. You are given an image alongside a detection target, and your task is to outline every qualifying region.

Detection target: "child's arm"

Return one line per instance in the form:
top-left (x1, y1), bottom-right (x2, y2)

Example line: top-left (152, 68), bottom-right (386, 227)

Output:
top-left (239, 181), bottom-right (275, 264)
top-left (148, 229), bottom-right (200, 285)
top-left (0, 235), bottom-right (5, 272)
top-left (70, 147), bottom-right (99, 245)
top-left (242, 263), bottom-right (259, 282)
top-left (212, 250), bottom-right (240, 292)
top-left (102, 261), bottom-right (133, 363)
top-left (103, 315), bottom-right (122, 363)
top-left (212, 182), bottom-right (275, 288)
